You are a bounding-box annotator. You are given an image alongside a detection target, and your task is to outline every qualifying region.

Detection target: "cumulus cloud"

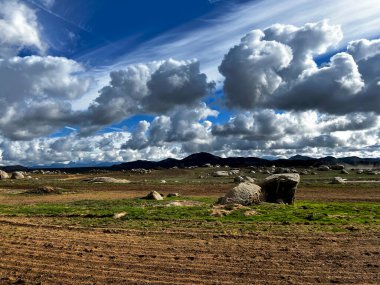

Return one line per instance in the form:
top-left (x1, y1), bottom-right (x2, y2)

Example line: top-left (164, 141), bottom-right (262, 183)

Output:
top-left (81, 59), bottom-right (214, 134)
top-left (211, 109), bottom-right (380, 156)
top-left (219, 29), bottom-right (293, 108)
top-left (220, 21), bottom-right (380, 114)
top-left (272, 52), bottom-right (365, 113)
top-left (0, 0), bottom-right (45, 58)
top-left (123, 103), bottom-right (217, 151)
top-left (0, 56), bottom-right (91, 140)
top-left (0, 131), bottom-right (130, 166)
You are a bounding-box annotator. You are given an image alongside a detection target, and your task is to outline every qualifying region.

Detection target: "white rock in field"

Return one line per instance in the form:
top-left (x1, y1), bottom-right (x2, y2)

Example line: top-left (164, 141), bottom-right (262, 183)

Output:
top-left (11, 171), bottom-right (24, 179)
top-left (331, 177), bottom-right (346, 184)
top-left (213, 171), bottom-right (229, 177)
top-left (144, 191), bottom-right (164, 200)
top-left (83, 177), bottom-right (130, 183)
top-left (113, 212), bottom-right (127, 219)
top-left (0, 170), bottom-right (9, 180)
top-left (218, 183), bottom-right (262, 206)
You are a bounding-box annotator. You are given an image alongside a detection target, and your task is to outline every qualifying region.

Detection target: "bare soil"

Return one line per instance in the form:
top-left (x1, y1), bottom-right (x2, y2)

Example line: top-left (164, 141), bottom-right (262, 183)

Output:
top-left (1, 184), bottom-right (379, 205)
top-left (0, 172), bottom-right (379, 284)
top-left (0, 217), bottom-right (379, 285)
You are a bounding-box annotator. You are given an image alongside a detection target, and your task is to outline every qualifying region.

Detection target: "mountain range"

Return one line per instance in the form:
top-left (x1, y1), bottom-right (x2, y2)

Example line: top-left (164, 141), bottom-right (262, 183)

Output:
top-left (2, 152), bottom-right (378, 172)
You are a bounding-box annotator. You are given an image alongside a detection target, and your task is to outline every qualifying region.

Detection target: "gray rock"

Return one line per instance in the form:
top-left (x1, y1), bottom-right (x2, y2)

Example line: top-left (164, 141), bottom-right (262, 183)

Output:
top-left (84, 177), bottom-right (130, 183)
top-left (364, 170), bottom-right (378, 175)
top-left (144, 191), bottom-right (164, 200)
top-left (331, 177), bottom-right (346, 184)
top-left (260, 173), bottom-right (300, 205)
top-left (234, 176), bottom-right (245, 183)
top-left (275, 168), bottom-right (291, 174)
top-left (167, 193), bottom-right (180, 197)
top-left (11, 171), bottom-right (24, 179)
top-left (318, 165), bottom-right (330, 171)
top-left (341, 169), bottom-right (349, 174)
top-left (229, 169), bottom-right (240, 175)
top-left (330, 164), bottom-right (345, 170)
top-left (217, 183), bottom-right (262, 206)
top-left (0, 170), bottom-right (9, 180)
top-left (244, 176), bottom-right (256, 183)
top-left (213, 171), bottom-right (230, 177)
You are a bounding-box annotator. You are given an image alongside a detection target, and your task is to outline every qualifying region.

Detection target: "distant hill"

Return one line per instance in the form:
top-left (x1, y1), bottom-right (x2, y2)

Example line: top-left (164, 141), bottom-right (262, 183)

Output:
top-left (0, 165), bottom-right (29, 172)
top-left (111, 152), bottom-right (380, 170)
top-left (2, 152), bottom-right (380, 172)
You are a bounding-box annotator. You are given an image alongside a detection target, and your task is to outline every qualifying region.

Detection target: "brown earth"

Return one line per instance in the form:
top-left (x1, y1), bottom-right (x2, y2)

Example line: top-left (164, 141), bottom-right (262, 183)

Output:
top-left (1, 184), bottom-right (380, 205)
top-left (0, 172), bottom-right (379, 284)
top-left (0, 217), bottom-right (379, 285)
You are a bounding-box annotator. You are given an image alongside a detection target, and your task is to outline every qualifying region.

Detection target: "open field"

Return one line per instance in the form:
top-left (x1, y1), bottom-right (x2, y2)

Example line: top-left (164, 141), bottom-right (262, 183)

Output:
top-left (0, 167), bottom-right (379, 284)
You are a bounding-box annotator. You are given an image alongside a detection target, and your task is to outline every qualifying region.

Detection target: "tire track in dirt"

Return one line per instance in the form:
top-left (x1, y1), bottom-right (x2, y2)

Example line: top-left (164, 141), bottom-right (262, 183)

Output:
top-left (1, 220), bottom-right (379, 284)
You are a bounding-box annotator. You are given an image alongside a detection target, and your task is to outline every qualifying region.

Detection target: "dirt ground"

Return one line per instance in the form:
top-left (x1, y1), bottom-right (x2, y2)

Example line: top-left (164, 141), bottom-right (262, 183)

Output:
top-left (0, 171), bottom-right (379, 284)
top-left (0, 217), bottom-right (379, 285)
top-left (1, 183), bottom-right (380, 205)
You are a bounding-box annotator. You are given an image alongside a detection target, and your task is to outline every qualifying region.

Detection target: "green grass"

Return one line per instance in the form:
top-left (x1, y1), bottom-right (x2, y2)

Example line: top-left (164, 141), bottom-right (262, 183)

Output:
top-left (0, 197), bottom-right (378, 229)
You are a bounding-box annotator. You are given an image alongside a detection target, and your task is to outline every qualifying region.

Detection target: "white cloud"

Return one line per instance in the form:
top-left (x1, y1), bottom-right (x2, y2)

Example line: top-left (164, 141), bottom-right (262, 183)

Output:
top-left (81, 59), bottom-right (214, 134)
top-left (103, 0), bottom-right (380, 83)
top-left (0, 55), bottom-right (91, 140)
top-left (0, 0), bottom-right (45, 58)
top-left (219, 21), bottom-right (380, 114)
top-left (219, 29), bottom-right (293, 108)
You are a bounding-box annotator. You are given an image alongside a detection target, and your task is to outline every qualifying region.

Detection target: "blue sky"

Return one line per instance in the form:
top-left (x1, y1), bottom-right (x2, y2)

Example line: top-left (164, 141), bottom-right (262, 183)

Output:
top-left (0, 0), bottom-right (380, 166)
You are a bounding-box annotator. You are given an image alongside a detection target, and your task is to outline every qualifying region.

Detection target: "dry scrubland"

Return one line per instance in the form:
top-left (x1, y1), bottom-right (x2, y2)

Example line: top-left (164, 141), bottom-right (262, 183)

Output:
top-left (0, 166), bottom-right (379, 284)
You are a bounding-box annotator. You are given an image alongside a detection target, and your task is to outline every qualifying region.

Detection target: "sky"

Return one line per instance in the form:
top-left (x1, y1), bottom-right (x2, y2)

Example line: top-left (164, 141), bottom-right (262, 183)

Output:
top-left (1, 0), bottom-right (380, 166)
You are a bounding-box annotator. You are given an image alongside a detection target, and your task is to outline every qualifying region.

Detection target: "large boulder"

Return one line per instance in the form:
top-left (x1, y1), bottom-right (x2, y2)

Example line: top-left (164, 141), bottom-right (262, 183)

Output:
top-left (213, 171), bottom-right (229, 177)
top-left (0, 170), bottom-right (9, 180)
top-left (330, 164), bottom-right (345, 170)
top-left (217, 183), bottom-right (262, 206)
top-left (260, 173), bottom-right (300, 205)
top-left (318, 165), bottom-right (330, 171)
top-left (11, 171), bottom-right (24, 179)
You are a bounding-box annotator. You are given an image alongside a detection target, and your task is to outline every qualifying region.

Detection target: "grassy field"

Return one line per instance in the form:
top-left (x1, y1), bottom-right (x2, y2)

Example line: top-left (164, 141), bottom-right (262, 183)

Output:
top-left (0, 166), bottom-right (379, 232)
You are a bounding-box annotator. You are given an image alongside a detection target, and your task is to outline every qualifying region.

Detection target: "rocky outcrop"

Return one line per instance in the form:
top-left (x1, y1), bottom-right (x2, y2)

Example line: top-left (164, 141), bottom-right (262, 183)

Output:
top-left (260, 173), bottom-right (300, 205)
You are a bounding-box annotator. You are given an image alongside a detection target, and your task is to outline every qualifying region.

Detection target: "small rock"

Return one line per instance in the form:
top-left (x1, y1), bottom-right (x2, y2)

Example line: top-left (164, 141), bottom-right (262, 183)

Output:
top-left (331, 177), bottom-right (346, 184)
top-left (213, 171), bottom-right (229, 177)
top-left (144, 191), bottom-right (164, 200)
top-left (113, 212), bottom-right (127, 219)
top-left (234, 176), bottom-right (244, 183)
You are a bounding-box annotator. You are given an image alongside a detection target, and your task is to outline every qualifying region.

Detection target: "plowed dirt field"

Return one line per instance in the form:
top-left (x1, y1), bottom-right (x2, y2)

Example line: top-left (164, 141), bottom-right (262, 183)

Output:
top-left (0, 217), bottom-right (379, 285)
